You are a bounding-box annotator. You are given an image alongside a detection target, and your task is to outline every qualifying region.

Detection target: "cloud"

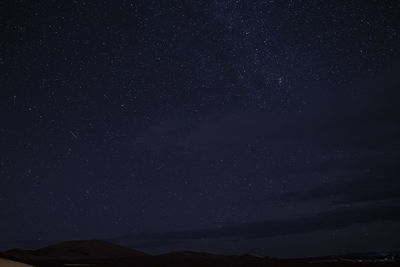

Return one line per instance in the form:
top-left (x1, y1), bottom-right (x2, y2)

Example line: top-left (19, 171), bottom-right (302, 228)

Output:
top-left (277, 174), bottom-right (399, 205)
top-left (119, 204), bottom-right (400, 243)
top-left (263, 154), bottom-right (400, 204)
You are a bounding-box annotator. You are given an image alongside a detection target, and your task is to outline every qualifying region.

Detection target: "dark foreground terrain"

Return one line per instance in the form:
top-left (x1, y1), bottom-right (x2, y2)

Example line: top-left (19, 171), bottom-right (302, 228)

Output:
top-left (1, 240), bottom-right (399, 267)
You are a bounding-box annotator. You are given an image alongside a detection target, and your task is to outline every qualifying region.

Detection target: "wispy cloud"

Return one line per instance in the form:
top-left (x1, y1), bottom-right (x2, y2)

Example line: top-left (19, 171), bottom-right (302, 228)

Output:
top-left (118, 204), bottom-right (400, 243)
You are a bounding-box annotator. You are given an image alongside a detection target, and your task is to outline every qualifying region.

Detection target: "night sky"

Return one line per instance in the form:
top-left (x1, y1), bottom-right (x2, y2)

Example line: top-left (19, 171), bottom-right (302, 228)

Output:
top-left (1, 0), bottom-right (400, 258)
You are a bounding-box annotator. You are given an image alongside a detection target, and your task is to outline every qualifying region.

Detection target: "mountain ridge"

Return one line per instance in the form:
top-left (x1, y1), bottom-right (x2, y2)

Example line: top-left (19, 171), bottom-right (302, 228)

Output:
top-left (1, 240), bottom-right (399, 267)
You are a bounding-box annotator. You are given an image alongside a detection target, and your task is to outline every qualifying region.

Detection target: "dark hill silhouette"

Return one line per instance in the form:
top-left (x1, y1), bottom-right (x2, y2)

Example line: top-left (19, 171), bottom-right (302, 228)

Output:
top-left (1, 240), bottom-right (399, 267)
top-left (3, 240), bottom-right (146, 260)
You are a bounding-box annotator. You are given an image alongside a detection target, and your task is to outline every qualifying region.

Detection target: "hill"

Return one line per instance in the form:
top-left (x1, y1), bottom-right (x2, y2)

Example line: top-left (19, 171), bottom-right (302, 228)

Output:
top-left (2, 240), bottom-right (146, 261)
top-left (1, 240), bottom-right (399, 267)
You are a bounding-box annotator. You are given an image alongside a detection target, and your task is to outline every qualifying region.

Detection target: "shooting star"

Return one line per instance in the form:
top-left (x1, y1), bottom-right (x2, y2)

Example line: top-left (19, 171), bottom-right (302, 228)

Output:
top-left (70, 131), bottom-right (78, 139)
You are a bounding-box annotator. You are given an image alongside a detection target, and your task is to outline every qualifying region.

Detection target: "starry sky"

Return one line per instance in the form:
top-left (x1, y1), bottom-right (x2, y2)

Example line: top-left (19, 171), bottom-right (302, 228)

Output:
top-left (1, 0), bottom-right (400, 258)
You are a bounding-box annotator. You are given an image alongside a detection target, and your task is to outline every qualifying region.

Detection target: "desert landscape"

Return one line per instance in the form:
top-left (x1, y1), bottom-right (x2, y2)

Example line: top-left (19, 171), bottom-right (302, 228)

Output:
top-left (1, 240), bottom-right (399, 267)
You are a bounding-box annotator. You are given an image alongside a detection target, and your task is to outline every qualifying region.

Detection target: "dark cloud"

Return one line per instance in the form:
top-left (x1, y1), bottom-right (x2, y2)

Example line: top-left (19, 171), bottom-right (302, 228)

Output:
top-left (263, 154), bottom-right (400, 204)
top-left (119, 204), bottom-right (400, 244)
top-left (273, 172), bottom-right (400, 205)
